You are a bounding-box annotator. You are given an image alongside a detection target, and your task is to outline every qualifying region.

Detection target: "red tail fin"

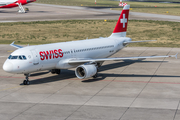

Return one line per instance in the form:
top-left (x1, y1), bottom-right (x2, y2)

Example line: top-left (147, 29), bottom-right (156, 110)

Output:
top-left (110, 5), bottom-right (130, 37)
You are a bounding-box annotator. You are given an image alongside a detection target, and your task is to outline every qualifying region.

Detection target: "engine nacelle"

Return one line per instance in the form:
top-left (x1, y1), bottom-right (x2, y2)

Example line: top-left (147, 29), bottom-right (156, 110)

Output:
top-left (75, 64), bottom-right (97, 79)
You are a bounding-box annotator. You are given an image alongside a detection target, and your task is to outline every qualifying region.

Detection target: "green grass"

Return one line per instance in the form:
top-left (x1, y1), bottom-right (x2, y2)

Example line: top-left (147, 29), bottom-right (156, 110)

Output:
top-left (0, 20), bottom-right (180, 47)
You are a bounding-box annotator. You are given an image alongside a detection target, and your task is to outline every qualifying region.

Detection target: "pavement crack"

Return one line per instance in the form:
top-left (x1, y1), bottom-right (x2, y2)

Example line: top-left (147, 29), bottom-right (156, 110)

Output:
top-left (119, 47), bottom-right (150, 120)
top-left (173, 100), bottom-right (180, 120)
top-left (119, 48), bottom-right (173, 120)
top-left (65, 48), bottom-right (150, 120)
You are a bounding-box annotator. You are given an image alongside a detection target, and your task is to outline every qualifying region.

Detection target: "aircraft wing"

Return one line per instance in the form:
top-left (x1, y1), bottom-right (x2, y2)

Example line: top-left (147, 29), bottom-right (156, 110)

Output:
top-left (10, 41), bottom-right (23, 49)
top-left (68, 54), bottom-right (178, 64)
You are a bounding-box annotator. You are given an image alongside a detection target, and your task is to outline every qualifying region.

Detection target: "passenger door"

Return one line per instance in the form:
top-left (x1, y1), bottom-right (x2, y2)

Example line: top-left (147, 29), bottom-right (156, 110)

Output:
top-left (31, 49), bottom-right (39, 65)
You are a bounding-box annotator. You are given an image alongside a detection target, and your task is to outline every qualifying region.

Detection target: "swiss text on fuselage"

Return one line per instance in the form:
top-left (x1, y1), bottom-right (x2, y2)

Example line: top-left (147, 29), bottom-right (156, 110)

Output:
top-left (39, 49), bottom-right (63, 60)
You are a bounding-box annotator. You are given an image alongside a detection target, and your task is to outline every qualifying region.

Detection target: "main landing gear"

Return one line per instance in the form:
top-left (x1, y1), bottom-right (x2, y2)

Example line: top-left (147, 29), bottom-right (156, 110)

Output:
top-left (91, 62), bottom-right (102, 79)
top-left (51, 69), bottom-right (61, 74)
top-left (23, 73), bottom-right (30, 85)
top-left (93, 73), bottom-right (98, 78)
top-left (93, 66), bottom-right (100, 79)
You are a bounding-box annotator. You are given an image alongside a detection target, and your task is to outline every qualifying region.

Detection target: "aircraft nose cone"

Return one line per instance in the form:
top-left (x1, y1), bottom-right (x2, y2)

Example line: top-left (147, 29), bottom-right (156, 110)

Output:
top-left (3, 61), bottom-right (13, 73)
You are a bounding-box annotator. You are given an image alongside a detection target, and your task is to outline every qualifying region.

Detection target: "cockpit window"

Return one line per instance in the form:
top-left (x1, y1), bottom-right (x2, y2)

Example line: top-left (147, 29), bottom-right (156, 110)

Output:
top-left (22, 55), bottom-right (27, 60)
top-left (8, 55), bottom-right (12, 59)
top-left (8, 55), bottom-right (27, 60)
top-left (11, 56), bottom-right (18, 59)
top-left (19, 56), bottom-right (23, 60)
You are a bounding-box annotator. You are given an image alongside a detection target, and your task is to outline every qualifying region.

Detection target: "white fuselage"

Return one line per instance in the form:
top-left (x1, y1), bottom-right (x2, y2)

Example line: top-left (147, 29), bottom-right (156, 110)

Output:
top-left (0, 0), bottom-right (17, 5)
top-left (3, 37), bottom-right (131, 74)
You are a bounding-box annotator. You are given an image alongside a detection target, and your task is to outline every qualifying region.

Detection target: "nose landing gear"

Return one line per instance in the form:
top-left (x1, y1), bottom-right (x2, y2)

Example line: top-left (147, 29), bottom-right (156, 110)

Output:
top-left (23, 74), bottom-right (30, 85)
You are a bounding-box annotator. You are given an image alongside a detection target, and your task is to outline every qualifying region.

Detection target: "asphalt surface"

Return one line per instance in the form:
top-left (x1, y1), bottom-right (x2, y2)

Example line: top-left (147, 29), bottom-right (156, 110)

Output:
top-left (1, 3), bottom-right (180, 22)
top-left (0, 45), bottom-right (180, 120)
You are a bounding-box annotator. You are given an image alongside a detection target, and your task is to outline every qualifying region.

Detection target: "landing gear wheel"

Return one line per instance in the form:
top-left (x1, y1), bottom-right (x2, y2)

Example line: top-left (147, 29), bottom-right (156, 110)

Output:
top-left (23, 80), bottom-right (30, 85)
top-left (51, 69), bottom-right (56, 74)
top-left (55, 69), bottom-right (61, 74)
top-left (23, 73), bottom-right (30, 85)
top-left (26, 80), bottom-right (30, 85)
top-left (51, 69), bottom-right (61, 74)
top-left (23, 80), bottom-right (27, 85)
top-left (93, 73), bottom-right (98, 78)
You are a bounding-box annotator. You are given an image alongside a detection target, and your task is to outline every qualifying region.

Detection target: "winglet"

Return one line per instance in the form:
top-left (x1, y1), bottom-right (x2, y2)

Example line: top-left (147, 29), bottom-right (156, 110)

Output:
top-left (10, 41), bottom-right (23, 49)
top-left (11, 41), bottom-right (15, 45)
top-left (169, 53), bottom-right (178, 59)
top-left (175, 53), bottom-right (178, 59)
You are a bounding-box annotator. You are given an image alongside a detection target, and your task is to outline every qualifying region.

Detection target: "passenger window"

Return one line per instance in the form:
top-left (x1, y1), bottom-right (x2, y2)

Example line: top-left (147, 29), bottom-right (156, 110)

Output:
top-left (22, 55), bottom-right (27, 60)
top-left (19, 56), bottom-right (23, 60)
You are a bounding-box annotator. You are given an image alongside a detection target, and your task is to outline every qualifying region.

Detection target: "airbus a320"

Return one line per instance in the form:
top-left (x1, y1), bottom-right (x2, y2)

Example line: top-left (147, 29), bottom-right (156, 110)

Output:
top-left (2, 5), bottom-right (177, 85)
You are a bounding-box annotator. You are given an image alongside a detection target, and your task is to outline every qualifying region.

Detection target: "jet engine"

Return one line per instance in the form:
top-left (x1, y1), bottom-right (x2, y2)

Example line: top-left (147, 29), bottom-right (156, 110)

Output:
top-left (75, 64), bottom-right (97, 79)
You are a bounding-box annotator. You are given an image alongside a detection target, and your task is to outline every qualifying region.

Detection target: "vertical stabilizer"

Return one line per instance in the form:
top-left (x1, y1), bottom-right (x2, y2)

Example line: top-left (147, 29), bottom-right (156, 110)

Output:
top-left (109, 5), bottom-right (130, 38)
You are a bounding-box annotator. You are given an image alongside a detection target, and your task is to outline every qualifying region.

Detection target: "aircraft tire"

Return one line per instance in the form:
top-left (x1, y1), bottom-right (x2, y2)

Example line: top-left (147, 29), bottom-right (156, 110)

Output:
top-left (51, 69), bottom-right (56, 74)
top-left (23, 80), bottom-right (27, 85)
top-left (23, 80), bottom-right (30, 85)
top-left (93, 73), bottom-right (98, 78)
top-left (27, 81), bottom-right (30, 85)
top-left (55, 69), bottom-right (61, 74)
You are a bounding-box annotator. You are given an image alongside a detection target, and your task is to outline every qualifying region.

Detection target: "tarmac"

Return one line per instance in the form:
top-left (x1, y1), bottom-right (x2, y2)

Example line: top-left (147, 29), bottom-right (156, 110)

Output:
top-left (1, 3), bottom-right (180, 22)
top-left (0, 45), bottom-right (180, 120)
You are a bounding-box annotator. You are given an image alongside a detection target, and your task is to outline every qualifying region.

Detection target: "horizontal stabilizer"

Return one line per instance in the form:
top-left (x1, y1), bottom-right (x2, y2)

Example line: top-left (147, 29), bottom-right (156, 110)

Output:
top-left (123, 40), bottom-right (156, 46)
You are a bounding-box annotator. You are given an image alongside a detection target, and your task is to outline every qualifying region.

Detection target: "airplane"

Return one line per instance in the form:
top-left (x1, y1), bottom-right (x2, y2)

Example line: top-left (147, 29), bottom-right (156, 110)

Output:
top-left (0, 0), bottom-right (36, 13)
top-left (2, 5), bottom-right (178, 85)
top-left (119, 0), bottom-right (127, 6)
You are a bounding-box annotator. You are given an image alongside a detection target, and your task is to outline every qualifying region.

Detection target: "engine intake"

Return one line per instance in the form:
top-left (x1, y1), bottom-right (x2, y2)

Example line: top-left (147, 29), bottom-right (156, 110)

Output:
top-left (75, 64), bottom-right (97, 79)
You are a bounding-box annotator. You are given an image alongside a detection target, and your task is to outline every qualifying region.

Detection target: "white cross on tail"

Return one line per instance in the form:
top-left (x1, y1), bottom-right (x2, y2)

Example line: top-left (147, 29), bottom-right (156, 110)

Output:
top-left (120, 14), bottom-right (127, 28)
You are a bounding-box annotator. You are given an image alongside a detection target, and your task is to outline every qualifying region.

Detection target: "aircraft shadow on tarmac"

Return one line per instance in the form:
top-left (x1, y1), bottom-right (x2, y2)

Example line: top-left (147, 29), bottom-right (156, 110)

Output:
top-left (21, 59), bottom-right (180, 85)
top-left (27, 11), bottom-right (51, 13)
top-left (0, 11), bottom-right (17, 13)
top-left (30, 71), bottom-right (50, 77)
